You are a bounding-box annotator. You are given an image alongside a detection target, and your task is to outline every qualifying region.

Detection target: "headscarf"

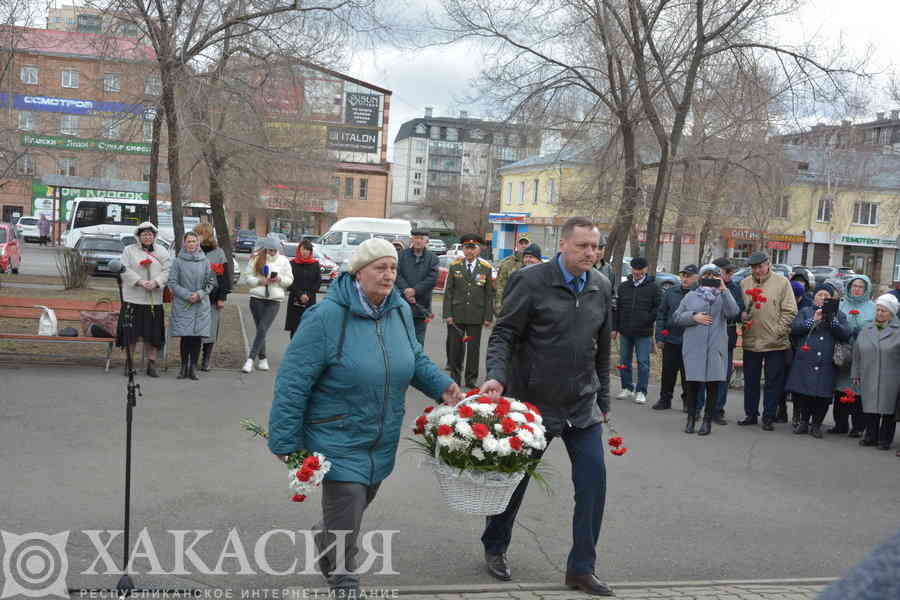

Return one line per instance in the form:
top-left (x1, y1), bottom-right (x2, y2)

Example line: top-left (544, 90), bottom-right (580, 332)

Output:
top-left (293, 243), bottom-right (318, 265)
top-left (791, 280), bottom-right (806, 299)
top-left (840, 275), bottom-right (876, 334)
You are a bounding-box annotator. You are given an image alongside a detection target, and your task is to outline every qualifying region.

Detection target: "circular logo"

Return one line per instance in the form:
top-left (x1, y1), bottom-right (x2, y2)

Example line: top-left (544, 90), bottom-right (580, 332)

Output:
top-left (2, 531), bottom-right (69, 598)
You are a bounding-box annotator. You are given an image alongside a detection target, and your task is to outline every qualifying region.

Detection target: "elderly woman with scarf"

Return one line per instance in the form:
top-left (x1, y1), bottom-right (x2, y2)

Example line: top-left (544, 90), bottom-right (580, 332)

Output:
top-left (284, 240), bottom-right (320, 338)
top-left (117, 222), bottom-right (171, 377)
top-left (852, 294), bottom-right (900, 450)
top-left (193, 223), bottom-right (231, 371)
top-left (830, 275), bottom-right (876, 436)
top-left (674, 263), bottom-right (740, 435)
top-left (268, 238), bottom-right (462, 596)
top-left (785, 283), bottom-right (851, 438)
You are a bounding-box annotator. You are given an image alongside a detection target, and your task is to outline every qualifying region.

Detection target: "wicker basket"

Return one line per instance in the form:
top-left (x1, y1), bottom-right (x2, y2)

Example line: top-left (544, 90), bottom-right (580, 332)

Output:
top-left (425, 456), bottom-right (525, 515)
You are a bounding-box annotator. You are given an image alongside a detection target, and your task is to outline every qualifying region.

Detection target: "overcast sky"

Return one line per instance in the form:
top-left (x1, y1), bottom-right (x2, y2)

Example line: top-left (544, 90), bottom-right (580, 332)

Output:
top-left (346, 0), bottom-right (900, 157)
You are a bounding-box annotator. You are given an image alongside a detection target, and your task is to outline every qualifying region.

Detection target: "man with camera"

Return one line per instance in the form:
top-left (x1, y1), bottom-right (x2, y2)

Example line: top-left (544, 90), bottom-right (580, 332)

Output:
top-left (738, 252), bottom-right (798, 430)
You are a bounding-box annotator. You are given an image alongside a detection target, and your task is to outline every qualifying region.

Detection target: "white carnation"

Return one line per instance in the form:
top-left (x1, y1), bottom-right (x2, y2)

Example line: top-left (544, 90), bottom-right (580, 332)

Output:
top-left (471, 447), bottom-right (485, 461)
top-left (482, 435), bottom-right (499, 453)
top-left (509, 412), bottom-right (527, 424)
top-left (509, 400), bottom-right (527, 412)
top-left (496, 438), bottom-right (512, 457)
top-left (455, 420), bottom-right (474, 439)
top-left (439, 413), bottom-right (457, 426)
top-left (429, 405), bottom-right (453, 422)
top-left (474, 403), bottom-right (495, 417)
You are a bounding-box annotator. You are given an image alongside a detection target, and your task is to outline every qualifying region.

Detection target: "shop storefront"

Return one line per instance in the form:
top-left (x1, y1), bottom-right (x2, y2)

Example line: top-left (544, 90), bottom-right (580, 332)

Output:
top-left (722, 229), bottom-right (804, 264)
top-left (835, 234), bottom-right (896, 285)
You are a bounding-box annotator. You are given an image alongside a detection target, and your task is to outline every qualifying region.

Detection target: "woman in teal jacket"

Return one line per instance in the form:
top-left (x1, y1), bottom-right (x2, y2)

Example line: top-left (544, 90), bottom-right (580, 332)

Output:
top-left (831, 275), bottom-right (875, 436)
top-left (268, 237), bottom-right (461, 595)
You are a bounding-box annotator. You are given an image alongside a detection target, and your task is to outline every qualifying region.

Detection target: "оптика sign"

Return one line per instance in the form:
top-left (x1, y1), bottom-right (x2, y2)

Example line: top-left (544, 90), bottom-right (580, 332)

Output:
top-left (21, 134), bottom-right (151, 155)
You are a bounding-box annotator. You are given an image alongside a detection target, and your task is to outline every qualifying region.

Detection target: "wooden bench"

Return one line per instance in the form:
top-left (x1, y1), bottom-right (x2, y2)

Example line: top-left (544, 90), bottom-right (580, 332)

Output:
top-left (0, 296), bottom-right (120, 371)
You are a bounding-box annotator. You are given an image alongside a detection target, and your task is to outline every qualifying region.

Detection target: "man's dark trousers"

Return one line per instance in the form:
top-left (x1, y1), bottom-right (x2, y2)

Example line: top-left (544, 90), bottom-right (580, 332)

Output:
top-left (447, 323), bottom-right (483, 387)
top-left (743, 350), bottom-right (786, 420)
top-left (482, 422), bottom-right (606, 575)
top-left (413, 318), bottom-right (427, 347)
top-left (659, 342), bottom-right (687, 407)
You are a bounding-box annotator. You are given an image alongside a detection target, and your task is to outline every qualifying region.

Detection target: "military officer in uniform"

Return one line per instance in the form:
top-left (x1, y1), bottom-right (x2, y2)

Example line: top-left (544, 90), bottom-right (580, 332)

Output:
top-left (495, 236), bottom-right (530, 313)
top-left (444, 233), bottom-right (494, 388)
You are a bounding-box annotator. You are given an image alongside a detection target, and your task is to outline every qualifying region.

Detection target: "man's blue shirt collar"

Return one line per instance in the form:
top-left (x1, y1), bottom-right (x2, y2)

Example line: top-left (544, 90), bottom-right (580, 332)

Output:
top-left (557, 254), bottom-right (587, 292)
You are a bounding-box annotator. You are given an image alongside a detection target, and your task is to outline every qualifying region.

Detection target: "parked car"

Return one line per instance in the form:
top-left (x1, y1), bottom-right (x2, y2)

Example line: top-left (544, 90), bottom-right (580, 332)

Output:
top-left (268, 232), bottom-right (288, 244)
top-left (807, 265), bottom-right (856, 286)
top-left (315, 249), bottom-right (339, 289)
top-left (434, 254), bottom-right (498, 293)
top-left (233, 230), bottom-right (258, 253)
top-left (75, 235), bottom-right (126, 276)
top-left (15, 216), bottom-right (40, 242)
top-left (427, 239), bottom-right (447, 255)
top-left (617, 257), bottom-right (678, 289)
top-left (0, 223), bottom-right (22, 274)
top-left (445, 243), bottom-right (464, 260)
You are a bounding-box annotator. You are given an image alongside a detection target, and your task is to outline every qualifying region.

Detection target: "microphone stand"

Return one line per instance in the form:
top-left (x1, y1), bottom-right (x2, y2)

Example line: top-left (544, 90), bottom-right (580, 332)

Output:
top-left (110, 260), bottom-right (139, 599)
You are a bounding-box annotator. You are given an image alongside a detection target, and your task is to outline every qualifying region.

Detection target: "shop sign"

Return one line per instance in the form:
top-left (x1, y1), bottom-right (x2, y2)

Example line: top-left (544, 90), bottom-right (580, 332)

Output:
top-left (767, 241), bottom-right (790, 250)
top-left (768, 233), bottom-right (805, 243)
top-left (326, 126), bottom-right (377, 153)
top-left (32, 182), bottom-right (149, 202)
top-left (489, 212), bottom-right (529, 224)
top-left (344, 93), bottom-right (380, 126)
top-left (22, 134), bottom-right (151, 155)
top-left (838, 234), bottom-right (897, 248)
top-left (638, 231), bottom-right (697, 244)
top-left (4, 93), bottom-right (144, 115)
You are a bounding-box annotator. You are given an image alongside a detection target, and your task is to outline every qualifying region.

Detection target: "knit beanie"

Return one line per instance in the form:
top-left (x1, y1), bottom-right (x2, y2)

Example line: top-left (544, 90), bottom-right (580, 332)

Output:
top-left (790, 280), bottom-right (805, 299)
top-left (522, 243), bottom-right (542, 260)
top-left (348, 237), bottom-right (398, 275)
top-left (875, 293), bottom-right (900, 316)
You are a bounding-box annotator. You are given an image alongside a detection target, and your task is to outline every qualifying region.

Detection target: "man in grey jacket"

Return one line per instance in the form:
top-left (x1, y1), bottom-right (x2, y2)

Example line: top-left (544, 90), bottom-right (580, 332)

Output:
top-left (395, 230), bottom-right (439, 346)
top-left (480, 216), bottom-right (614, 597)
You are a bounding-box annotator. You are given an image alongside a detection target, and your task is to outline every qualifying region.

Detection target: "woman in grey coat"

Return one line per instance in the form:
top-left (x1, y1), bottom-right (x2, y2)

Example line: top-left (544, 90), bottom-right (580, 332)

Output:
top-left (674, 264), bottom-right (740, 435)
top-left (167, 231), bottom-right (216, 380)
top-left (852, 293), bottom-right (900, 450)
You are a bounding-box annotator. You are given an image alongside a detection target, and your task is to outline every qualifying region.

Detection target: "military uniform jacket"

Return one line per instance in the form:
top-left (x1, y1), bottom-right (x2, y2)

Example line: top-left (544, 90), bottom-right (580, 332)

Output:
top-left (443, 257), bottom-right (495, 324)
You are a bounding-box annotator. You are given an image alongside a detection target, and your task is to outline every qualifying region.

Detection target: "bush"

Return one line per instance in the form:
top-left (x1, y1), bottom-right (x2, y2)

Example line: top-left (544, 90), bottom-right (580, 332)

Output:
top-left (56, 248), bottom-right (89, 289)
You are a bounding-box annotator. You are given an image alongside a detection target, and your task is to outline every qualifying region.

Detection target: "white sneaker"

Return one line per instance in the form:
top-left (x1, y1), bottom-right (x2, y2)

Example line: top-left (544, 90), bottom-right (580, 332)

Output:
top-left (633, 392), bottom-right (647, 405)
top-left (241, 358), bottom-right (253, 373)
top-left (616, 390), bottom-right (633, 401)
top-left (257, 358), bottom-right (270, 371)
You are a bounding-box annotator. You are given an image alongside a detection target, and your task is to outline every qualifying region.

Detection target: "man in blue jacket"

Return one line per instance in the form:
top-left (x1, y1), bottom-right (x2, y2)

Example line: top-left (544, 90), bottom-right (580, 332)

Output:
top-left (396, 230), bottom-right (440, 346)
top-left (652, 265), bottom-right (699, 411)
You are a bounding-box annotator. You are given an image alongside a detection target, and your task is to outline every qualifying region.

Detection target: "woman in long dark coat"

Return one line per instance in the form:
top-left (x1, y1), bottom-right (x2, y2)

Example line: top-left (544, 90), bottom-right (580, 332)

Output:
top-left (284, 239), bottom-right (320, 338)
top-left (785, 283), bottom-right (851, 438)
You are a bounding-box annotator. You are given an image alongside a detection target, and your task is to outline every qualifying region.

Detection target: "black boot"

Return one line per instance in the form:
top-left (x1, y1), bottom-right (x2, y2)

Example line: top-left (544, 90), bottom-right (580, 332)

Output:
top-left (791, 401), bottom-right (801, 426)
top-left (810, 424), bottom-right (823, 439)
top-left (775, 398), bottom-right (789, 423)
top-left (697, 417), bottom-right (712, 436)
top-left (793, 421), bottom-right (809, 434)
top-left (176, 355), bottom-right (188, 379)
top-left (146, 359), bottom-right (159, 378)
top-left (188, 355), bottom-right (199, 380)
top-left (684, 415), bottom-right (696, 434)
top-left (651, 399), bottom-right (671, 410)
top-left (200, 343), bottom-right (213, 372)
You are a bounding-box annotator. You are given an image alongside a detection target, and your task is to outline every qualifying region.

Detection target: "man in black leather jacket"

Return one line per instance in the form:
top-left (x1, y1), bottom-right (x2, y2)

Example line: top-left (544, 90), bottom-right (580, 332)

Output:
top-left (479, 217), bottom-right (615, 597)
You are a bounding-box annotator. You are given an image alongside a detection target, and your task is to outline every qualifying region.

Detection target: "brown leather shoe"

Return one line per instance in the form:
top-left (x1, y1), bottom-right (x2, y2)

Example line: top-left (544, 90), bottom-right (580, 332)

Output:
top-left (565, 573), bottom-right (615, 596)
top-left (485, 552), bottom-right (511, 581)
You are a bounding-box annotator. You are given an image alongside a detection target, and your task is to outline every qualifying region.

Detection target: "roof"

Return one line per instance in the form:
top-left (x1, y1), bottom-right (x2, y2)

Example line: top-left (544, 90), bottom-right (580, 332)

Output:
top-left (395, 116), bottom-right (536, 145)
top-left (497, 145), bottom-right (593, 174)
top-left (40, 174), bottom-right (170, 194)
top-left (0, 26), bottom-right (156, 62)
top-left (782, 145), bottom-right (900, 192)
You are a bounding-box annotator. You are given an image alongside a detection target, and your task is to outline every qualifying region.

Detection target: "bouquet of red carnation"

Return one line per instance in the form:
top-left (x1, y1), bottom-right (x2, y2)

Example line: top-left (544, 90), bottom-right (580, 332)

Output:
top-left (450, 322), bottom-right (475, 343)
top-left (838, 388), bottom-right (857, 404)
top-left (606, 420), bottom-right (629, 456)
top-left (211, 262), bottom-right (225, 276)
top-left (241, 419), bottom-right (332, 503)
top-left (743, 287), bottom-right (768, 331)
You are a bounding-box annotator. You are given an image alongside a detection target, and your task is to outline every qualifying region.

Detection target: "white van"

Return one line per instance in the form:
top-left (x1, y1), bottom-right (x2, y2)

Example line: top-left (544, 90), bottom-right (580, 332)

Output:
top-left (314, 217), bottom-right (411, 266)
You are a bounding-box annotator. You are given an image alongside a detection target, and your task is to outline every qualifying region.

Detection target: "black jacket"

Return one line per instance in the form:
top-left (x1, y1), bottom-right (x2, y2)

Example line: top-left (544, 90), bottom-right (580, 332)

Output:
top-left (655, 284), bottom-right (695, 345)
top-left (485, 256), bottom-right (612, 435)
top-left (724, 279), bottom-right (746, 349)
top-left (614, 275), bottom-right (661, 337)
top-left (396, 248), bottom-right (439, 314)
top-left (284, 260), bottom-right (320, 332)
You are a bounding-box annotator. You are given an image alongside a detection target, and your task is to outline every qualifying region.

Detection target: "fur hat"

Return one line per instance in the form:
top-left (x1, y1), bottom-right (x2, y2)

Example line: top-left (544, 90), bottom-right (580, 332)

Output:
top-left (875, 293), bottom-right (900, 316)
top-left (348, 237), bottom-right (398, 275)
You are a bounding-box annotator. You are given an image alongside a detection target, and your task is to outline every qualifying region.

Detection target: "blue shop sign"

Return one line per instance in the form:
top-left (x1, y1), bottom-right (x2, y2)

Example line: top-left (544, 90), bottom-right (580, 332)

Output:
top-left (3, 93), bottom-right (145, 116)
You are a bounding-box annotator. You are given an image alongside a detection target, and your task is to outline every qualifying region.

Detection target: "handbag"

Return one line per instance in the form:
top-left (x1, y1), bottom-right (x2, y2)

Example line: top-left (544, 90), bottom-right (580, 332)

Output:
top-left (79, 298), bottom-right (119, 337)
top-left (833, 341), bottom-right (853, 368)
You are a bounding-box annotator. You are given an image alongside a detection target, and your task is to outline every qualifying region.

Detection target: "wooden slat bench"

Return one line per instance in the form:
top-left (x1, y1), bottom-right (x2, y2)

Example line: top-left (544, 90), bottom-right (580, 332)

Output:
top-left (0, 296), bottom-right (120, 371)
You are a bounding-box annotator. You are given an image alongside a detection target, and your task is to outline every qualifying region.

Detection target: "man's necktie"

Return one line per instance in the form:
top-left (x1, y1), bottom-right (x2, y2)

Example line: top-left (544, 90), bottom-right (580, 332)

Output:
top-left (569, 278), bottom-right (580, 294)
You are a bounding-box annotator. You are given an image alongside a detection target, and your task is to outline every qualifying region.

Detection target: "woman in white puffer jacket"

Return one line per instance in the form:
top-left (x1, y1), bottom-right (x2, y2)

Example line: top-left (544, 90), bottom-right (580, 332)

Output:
top-left (243, 236), bottom-right (293, 373)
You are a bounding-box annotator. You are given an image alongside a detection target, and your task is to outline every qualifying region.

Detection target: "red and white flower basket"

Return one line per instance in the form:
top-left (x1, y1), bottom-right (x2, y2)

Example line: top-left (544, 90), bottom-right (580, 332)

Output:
top-left (412, 390), bottom-right (547, 515)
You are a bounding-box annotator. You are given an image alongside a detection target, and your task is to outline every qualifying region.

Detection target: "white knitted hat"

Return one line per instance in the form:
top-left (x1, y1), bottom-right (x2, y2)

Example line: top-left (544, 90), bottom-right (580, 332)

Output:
top-left (875, 293), bottom-right (900, 316)
top-left (348, 237), bottom-right (398, 274)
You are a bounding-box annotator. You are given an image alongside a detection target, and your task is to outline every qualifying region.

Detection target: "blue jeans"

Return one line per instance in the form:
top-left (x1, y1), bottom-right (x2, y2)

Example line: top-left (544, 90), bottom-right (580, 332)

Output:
top-left (743, 350), bottom-right (787, 421)
top-left (618, 335), bottom-right (651, 394)
top-left (482, 422), bottom-right (607, 575)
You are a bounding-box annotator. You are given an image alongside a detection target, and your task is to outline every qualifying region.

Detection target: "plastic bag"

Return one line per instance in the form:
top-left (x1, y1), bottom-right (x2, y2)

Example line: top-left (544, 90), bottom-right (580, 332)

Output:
top-left (35, 305), bottom-right (58, 336)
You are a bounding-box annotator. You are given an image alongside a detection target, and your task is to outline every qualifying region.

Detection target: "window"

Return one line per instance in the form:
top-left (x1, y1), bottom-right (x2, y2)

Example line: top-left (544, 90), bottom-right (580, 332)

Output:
top-left (141, 164), bottom-right (152, 182)
top-left (494, 134), bottom-right (505, 146)
top-left (18, 111), bottom-right (37, 131)
top-left (507, 182), bottom-right (512, 205)
top-left (548, 178), bottom-right (556, 204)
top-left (104, 118), bottom-right (121, 139)
top-left (344, 177), bottom-right (353, 198)
top-left (17, 155), bottom-right (35, 175)
top-left (470, 129), bottom-right (484, 140)
top-left (346, 232), bottom-right (369, 246)
top-left (57, 158), bottom-right (77, 176)
top-left (54, 16), bottom-right (63, 22)
top-left (359, 178), bottom-right (368, 200)
top-left (20, 65), bottom-right (38, 84)
top-left (509, 133), bottom-right (520, 146)
top-left (415, 156), bottom-right (424, 165)
top-left (816, 196), bottom-right (833, 222)
top-left (103, 73), bottom-right (121, 92)
top-left (248, 215), bottom-right (256, 230)
top-left (60, 114), bottom-right (79, 135)
top-left (413, 172), bottom-right (422, 181)
top-left (144, 76), bottom-right (161, 96)
top-left (331, 176), bottom-right (340, 189)
top-left (143, 120), bottom-right (153, 142)
top-left (878, 128), bottom-right (890, 145)
top-left (853, 201), bottom-right (879, 225)
top-left (518, 181), bottom-right (525, 205)
top-left (415, 124), bottom-right (427, 135)
top-left (446, 128), bottom-right (458, 141)
top-left (61, 69), bottom-right (80, 88)
top-left (319, 231), bottom-right (341, 245)
top-left (430, 126), bottom-right (440, 140)
top-left (772, 194), bottom-right (789, 219)
top-left (412, 187), bottom-right (421, 196)
top-left (532, 179), bottom-right (540, 204)
top-left (66, 17), bottom-right (75, 24)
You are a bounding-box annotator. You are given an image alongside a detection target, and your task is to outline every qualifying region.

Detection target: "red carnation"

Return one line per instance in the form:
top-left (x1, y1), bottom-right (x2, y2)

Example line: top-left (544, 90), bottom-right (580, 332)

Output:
top-left (472, 423), bottom-right (490, 439)
top-left (760, 297), bottom-right (768, 303)
top-left (437, 424), bottom-right (453, 437)
top-left (509, 437), bottom-right (524, 451)
top-left (524, 412), bottom-right (535, 423)
top-left (745, 289), bottom-right (754, 296)
top-left (524, 402), bottom-right (542, 415)
top-left (291, 494), bottom-right (307, 502)
top-left (211, 263), bottom-right (225, 276)
top-left (462, 335), bottom-right (474, 343)
top-left (494, 401), bottom-right (511, 417)
top-left (755, 303), bottom-right (762, 310)
top-left (744, 321), bottom-right (753, 330)
top-left (611, 447), bottom-right (628, 456)
top-left (302, 455), bottom-right (320, 470)
top-left (139, 258), bottom-right (152, 267)
top-left (849, 310), bottom-right (860, 315)
top-left (477, 398), bottom-right (494, 404)
top-left (608, 436), bottom-right (624, 448)
top-left (800, 344), bottom-right (810, 352)
top-left (616, 364), bottom-right (627, 371)
top-left (661, 329), bottom-right (669, 336)
top-left (467, 387), bottom-right (481, 396)
top-left (500, 417), bottom-right (517, 434)
top-left (458, 405), bottom-right (474, 418)
top-left (838, 388), bottom-right (857, 404)
top-left (519, 424), bottom-right (534, 433)
top-left (414, 415), bottom-right (428, 435)
top-left (296, 467), bottom-right (314, 482)
top-left (424, 406), bottom-right (434, 413)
